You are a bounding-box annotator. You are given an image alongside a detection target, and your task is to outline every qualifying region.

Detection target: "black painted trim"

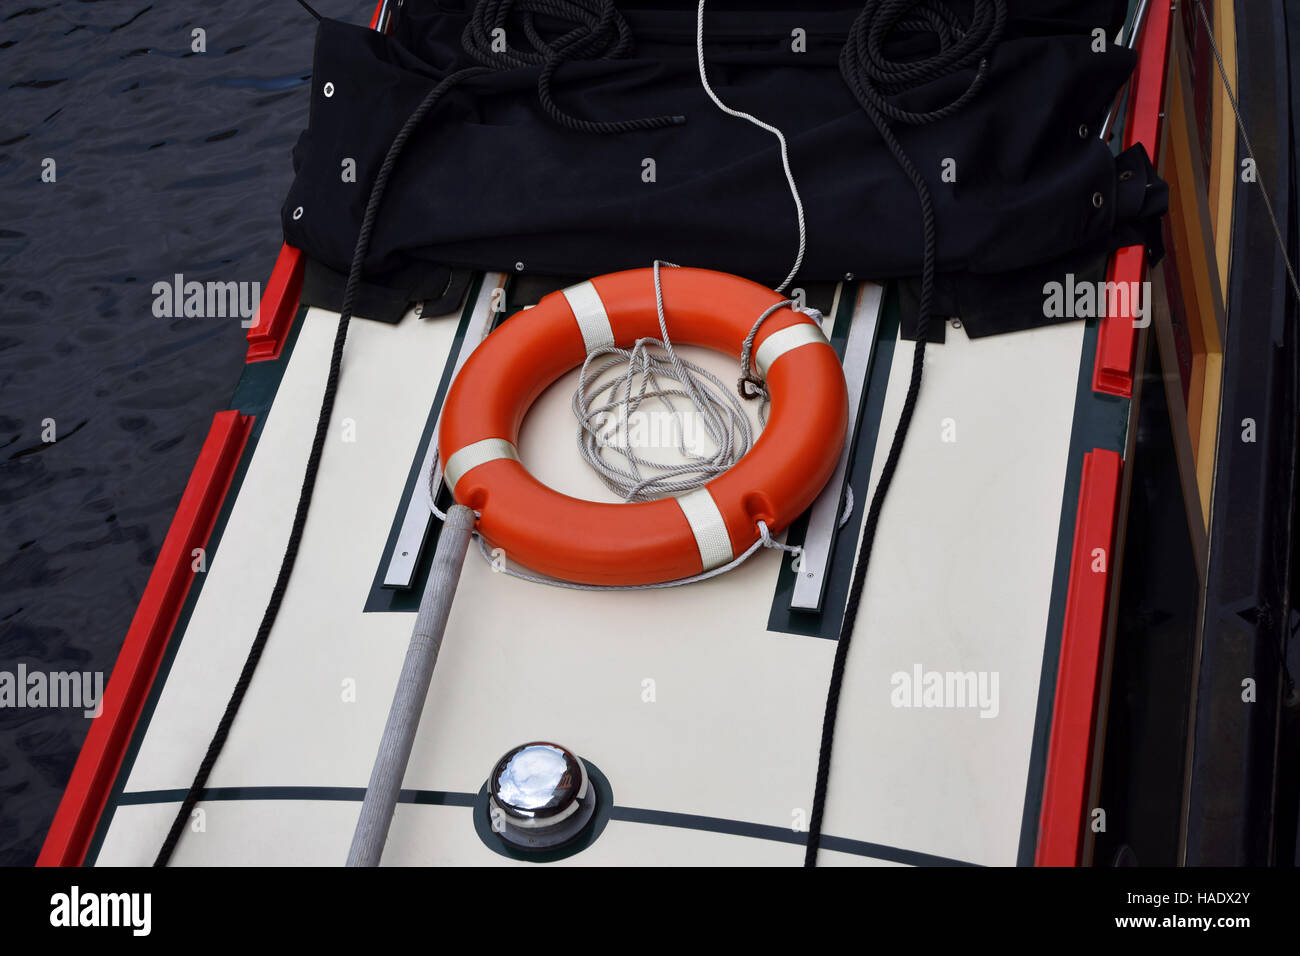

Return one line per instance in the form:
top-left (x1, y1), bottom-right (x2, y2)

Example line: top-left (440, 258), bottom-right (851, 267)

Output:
top-left (118, 786), bottom-right (476, 807)
top-left (112, 784), bottom-right (977, 866)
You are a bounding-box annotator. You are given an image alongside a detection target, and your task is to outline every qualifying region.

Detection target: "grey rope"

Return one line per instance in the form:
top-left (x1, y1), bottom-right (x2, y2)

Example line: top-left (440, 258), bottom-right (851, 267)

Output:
top-left (476, 516), bottom-right (800, 590)
top-left (574, 345), bottom-right (754, 498)
top-left (573, 260), bottom-right (780, 500)
top-left (736, 300), bottom-right (821, 414)
top-left (695, 0), bottom-right (806, 294)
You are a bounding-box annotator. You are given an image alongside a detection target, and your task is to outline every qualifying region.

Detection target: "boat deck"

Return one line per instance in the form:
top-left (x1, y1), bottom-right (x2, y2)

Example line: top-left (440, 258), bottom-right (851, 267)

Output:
top-left (83, 272), bottom-right (1119, 866)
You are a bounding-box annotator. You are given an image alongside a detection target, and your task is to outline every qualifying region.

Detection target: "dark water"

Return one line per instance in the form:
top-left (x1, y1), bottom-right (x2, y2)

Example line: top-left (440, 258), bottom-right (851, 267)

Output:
top-left (0, 0), bottom-right (366, 866)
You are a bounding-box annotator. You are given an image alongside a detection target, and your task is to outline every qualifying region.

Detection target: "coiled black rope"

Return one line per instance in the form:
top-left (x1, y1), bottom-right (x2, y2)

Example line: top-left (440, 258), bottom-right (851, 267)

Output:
top-left (156, 0), bottom-right (679, 866)
top-left (463, 0), bottom-right (685, 133)
top-left (804, 0), bottom-right (1005, 867)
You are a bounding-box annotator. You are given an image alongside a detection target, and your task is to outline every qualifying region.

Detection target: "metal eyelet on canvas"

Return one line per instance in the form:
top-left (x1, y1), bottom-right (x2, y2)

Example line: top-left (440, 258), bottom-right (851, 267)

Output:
top-left (323, 81), bottom-right (335, 98)
top-left (292, 206), bottom-right (303, 221)
top-left (1091, 192), bottom-right (1105, 209)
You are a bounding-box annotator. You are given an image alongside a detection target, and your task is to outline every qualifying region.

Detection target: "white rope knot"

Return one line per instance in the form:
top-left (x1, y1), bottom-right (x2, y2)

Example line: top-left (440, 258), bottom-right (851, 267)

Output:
top-left (757, 519), bottom-right (801, 558)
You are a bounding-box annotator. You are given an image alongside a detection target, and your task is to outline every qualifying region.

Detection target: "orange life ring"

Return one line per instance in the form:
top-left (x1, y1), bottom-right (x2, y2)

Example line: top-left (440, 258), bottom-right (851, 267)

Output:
top-left (438, 267), bottom-right (848, 585)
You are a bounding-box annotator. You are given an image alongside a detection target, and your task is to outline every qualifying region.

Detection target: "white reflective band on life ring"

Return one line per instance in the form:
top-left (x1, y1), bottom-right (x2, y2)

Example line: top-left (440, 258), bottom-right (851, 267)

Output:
top-left (755, 322), bottom-right (830, 377)
top-left (674, 488), bottom-right (734, 571)
top-left (561, 280), bottom-right (616, 353)
top-left (443, 438), bottom-right (519, 494)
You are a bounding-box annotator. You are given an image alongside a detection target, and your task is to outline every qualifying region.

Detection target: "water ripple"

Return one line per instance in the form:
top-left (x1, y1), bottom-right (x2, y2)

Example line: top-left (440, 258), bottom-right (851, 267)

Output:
top-left (0, 0), bottom-right (362, 865)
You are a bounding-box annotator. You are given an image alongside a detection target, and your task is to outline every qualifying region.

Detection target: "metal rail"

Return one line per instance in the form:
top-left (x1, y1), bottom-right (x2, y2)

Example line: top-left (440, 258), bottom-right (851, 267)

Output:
top-left (383, 273), bottom-right (506, 589)
top-left (790, 282), bottom-right (884, 611)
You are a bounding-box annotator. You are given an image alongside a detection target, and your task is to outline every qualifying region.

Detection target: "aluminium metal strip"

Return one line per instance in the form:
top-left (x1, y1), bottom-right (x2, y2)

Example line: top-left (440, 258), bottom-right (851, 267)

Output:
top-left (383, 273), bottom-right (506, 588)
top-left (790, 282), bottom-right (883, 611)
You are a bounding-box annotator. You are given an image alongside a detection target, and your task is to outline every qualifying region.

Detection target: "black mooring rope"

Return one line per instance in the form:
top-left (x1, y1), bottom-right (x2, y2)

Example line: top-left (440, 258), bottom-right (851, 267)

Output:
top-left (804, 0), bottom-right (1006, 867)
top-left (462, 0), bottom-right (686, 133)
top-left (155, 0), bottom-right (679, 867)
top-left (292, 0), bottom-right (322, 22)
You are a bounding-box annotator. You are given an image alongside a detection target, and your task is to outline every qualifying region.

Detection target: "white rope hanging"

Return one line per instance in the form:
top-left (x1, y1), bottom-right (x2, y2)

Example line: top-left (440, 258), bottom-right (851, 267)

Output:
top-left (418, 0), bottom-right (858, 588)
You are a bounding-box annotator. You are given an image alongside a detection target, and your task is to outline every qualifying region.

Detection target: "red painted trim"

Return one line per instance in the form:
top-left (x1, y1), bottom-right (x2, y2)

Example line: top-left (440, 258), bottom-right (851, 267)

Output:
top-left (1035, 449), bottom-right (1123, 866)
top-left (1124, 2), bottom-right (1173, 160)
top-left (39, 1), bottom-right (390, 867)
top-left (1093, 246), bottom-right (1148, 397)
top-left (37, 411), bottom-right (252, 867)
top-left (245, 244), bottom-right (305, 363)
top-left (1092, 0), bottom-right (1174, 398)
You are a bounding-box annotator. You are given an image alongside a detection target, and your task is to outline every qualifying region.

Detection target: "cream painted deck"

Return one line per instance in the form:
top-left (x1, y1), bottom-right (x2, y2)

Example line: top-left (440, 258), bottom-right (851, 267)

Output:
top-left (94, 290), bottom-right (1085, 866)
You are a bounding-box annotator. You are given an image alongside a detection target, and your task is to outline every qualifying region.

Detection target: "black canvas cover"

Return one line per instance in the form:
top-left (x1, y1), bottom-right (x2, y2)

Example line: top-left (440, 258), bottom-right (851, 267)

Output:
top-left (282, 1), bottom-right (1166, 334)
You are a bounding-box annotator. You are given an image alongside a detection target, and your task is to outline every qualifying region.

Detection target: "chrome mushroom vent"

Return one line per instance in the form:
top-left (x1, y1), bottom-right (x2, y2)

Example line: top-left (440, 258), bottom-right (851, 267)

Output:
top-left (488, 742), bottom-right (599, 851)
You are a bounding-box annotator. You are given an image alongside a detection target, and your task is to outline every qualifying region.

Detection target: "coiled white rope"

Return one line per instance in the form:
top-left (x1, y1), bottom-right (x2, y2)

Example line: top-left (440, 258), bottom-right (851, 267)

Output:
top-left (573, 260), bottom-right (761, 501)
